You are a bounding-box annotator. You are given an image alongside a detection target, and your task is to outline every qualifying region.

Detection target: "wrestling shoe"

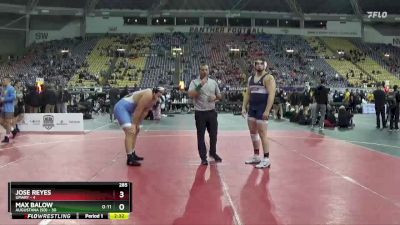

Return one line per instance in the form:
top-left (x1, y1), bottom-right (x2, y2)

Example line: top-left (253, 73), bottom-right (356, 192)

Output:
top-left (245, 155), bottom-right (261, 164)
top-left (255, 158), bottom-right (271, 169)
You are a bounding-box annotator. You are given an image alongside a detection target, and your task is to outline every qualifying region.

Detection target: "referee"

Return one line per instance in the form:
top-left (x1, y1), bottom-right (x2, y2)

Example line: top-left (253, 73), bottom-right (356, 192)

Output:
top-left (188, 63), bottom-right (222, 165)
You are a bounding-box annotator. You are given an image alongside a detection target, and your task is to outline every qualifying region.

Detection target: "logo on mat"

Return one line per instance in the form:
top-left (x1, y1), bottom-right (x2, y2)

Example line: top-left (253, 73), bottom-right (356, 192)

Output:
top-left (43, 115), bottom-right (54, 130)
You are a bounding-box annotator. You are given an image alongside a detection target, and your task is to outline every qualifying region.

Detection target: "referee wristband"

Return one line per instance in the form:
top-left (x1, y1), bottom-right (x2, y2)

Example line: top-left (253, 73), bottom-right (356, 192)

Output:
top-left (195, 84), bottom-right (202, 91)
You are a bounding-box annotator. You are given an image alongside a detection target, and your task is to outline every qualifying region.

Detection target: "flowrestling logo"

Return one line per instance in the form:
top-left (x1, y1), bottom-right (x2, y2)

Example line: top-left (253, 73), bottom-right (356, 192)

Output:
top-left (367, 11), bottom-right (388, 19)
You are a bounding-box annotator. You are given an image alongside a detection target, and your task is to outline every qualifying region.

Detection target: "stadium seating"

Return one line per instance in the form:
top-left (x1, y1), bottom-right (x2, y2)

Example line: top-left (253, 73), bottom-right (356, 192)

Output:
top-left (308, 37), bottom-right (372, 87)
top-left (322, 37), bottom-right (400, 86)
top-left (1, 33), bottom-right (399, 91)
top-left (352, 39), bottom-right (400, 79)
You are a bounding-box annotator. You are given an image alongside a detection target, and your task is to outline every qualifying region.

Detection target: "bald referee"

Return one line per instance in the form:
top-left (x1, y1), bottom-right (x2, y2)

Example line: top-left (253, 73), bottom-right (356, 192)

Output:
top-left (189, 63), bottom-right (222, 165)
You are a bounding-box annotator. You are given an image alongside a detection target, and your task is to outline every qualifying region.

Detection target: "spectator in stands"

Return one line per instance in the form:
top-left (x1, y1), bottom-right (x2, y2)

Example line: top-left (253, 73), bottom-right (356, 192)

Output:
top-left (311, 78), bottom-right (329, 131)
top-left (373, 83), bottom-right (387, 129)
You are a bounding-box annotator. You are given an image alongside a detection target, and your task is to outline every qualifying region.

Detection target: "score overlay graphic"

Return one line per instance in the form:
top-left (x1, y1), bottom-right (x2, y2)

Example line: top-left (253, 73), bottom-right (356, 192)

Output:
top-left (8, 182), bottom-right (132, 220)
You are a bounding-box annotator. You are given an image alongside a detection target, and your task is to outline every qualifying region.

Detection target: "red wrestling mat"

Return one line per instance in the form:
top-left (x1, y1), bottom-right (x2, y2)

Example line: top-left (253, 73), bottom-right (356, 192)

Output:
top-left (0, 131), bottom-right (399, 225)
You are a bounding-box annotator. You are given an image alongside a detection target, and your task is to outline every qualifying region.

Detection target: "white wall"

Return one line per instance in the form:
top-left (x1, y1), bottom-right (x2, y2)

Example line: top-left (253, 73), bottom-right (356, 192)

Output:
top-left (85, 16), bottom-right (362, 37)
top-left (29, 20), bottom-right (81, 44)
top-left (363, 25), bottom-right (400, 46)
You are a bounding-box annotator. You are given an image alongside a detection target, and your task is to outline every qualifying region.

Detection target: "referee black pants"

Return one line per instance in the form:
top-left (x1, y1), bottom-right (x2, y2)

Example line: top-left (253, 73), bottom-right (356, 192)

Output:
top-left (195, 110), bottom-right (218, 160)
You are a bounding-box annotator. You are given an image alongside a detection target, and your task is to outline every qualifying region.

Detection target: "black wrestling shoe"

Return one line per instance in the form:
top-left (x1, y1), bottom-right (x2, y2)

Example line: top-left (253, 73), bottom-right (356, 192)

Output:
top-left (127, 155), bottom-right (141, 166)
top-left (209, 153), bottom-right (222, 162)
top-left (132, 152), bottom-right (144, 161)
top-left (11, 130), bottom-right (17, 138)
top-left (1, 136), bottom-right (9, 143)
top-left (201, 159), bottom-right (208, 165)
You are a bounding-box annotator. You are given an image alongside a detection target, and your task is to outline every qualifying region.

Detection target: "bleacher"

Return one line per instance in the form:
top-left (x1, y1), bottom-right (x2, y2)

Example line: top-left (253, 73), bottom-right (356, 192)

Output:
top-left (322, 37), bottom-right (400, 86)
top-left (309, 37), bottom-right (372, 87)
top-left (69, 37), bottom-right (113, 87)
top-left (1, 37), bottom-right (96, 87)
top-left (352, 39), bottom-right (400, 79)
top-left (1, 33), bottom-right (399, 91)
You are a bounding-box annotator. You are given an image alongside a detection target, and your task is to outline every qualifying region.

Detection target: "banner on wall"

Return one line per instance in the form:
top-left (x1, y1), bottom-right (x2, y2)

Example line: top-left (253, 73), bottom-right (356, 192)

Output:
top-left (18, 113), bottom-right (84, 132)
top-left (188, 26), bottom-right (360, 36)
top-left (305, 30), bottom-right (359, 37)
top-left (189, 26), bottom-right (265, 34)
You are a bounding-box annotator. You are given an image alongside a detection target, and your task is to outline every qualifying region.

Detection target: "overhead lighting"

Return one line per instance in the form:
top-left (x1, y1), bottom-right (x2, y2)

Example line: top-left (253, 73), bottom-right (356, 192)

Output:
top-left (384, 53), bottom-right (390, 57)
top-left (286, 48), bottom-right (294, 53)
top-left (61, 49), bottom-right (69, 53)
top-left (117, 48), bottom-right (125, 52)
top-left (229, 48), bottom-right (240, 52)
